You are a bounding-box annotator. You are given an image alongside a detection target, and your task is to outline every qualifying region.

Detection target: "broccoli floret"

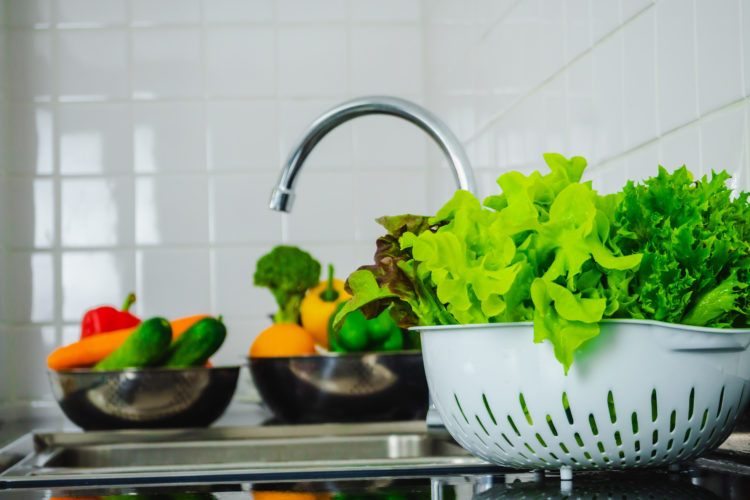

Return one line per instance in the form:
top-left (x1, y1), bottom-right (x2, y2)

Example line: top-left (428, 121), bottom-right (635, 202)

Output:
top-left (254, 245), bottom-right (321, 324)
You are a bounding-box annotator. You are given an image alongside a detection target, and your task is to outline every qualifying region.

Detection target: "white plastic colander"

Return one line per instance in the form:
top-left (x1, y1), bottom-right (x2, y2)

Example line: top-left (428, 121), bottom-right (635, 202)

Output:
top-left (414, 320), bottom-right (750, 470)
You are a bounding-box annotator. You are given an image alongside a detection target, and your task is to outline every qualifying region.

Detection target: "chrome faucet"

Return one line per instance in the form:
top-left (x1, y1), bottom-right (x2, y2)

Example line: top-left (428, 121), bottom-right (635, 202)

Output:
top-left (269, 96), bottom-right (476, 212)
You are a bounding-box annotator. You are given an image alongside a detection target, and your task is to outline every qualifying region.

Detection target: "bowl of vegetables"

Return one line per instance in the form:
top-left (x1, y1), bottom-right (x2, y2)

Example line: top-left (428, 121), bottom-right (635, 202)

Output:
top-left (247, 245), bottom-right (428, 424)
top-left (47, 310), bottom-right (239, 430)
top-left (339, 153), bottom-right (750, 469)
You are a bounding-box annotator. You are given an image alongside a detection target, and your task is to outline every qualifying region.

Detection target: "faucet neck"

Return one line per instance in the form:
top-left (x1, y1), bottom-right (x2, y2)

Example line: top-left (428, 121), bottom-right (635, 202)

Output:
top-left (271, 96), bottom-right (476, 212)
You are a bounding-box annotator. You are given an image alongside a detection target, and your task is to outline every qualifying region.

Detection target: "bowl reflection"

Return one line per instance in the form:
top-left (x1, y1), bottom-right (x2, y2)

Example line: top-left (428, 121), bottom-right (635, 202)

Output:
top-left (249, 351), bottom-right (428, 424)
top-left (48, 365), bottom-right (240, 430)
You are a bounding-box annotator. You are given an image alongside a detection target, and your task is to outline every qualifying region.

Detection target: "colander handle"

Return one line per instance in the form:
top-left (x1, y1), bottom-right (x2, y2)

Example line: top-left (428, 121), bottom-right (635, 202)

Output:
top-left (656, 328), bottom-right (750, 352)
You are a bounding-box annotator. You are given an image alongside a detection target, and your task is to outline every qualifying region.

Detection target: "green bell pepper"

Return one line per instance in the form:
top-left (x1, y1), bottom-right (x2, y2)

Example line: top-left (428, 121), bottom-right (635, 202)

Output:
top-left (328, 303), bottom-right (404, 353)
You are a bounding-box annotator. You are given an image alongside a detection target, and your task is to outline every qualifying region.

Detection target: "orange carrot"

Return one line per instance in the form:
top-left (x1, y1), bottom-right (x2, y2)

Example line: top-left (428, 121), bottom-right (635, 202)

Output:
top-left (47, 314), bottom-right (210, 370)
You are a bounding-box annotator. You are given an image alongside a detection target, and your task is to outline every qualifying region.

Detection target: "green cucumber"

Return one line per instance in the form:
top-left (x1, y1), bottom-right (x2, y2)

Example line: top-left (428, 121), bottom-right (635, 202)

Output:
top-left (94, 317), bottom-right (172, 370)
top-left (161, 316), bottom-right (227, 367)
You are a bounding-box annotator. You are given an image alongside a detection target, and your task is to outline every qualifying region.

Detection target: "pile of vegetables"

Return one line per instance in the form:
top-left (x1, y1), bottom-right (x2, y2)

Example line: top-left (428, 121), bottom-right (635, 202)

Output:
top-left (336, 153), bottom-right (750, 372)
top-left (251, 245), bottom-right (415, 356)
top-left (47, 294), bottom-right (226, 370)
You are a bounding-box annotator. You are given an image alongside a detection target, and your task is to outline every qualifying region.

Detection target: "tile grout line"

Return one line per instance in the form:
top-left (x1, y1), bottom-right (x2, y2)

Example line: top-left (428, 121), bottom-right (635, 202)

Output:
top-left (464, 0), bottom-right (658, 147)
top-left (198, 0), bottom-right (216, 315)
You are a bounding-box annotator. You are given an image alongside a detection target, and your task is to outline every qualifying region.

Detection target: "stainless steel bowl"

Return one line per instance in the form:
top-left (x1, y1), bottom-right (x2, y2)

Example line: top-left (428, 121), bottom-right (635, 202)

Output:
top-left (48, 365), bottom-right (240, 430)
top-left (248, 351), bottom-right (429, 424)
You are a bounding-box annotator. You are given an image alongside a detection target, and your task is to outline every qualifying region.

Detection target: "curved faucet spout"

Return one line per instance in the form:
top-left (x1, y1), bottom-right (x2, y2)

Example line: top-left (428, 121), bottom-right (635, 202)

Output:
top-left (269, 96), bottom-right (476, 212)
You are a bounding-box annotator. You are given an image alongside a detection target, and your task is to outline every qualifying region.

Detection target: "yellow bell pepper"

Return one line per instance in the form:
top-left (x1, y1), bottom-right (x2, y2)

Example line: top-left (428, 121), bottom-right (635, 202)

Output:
top-left (300, 264), bottom-right (351, 348)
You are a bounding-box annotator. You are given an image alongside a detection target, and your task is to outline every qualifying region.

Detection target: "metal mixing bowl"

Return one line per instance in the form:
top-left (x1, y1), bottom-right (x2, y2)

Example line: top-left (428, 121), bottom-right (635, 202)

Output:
top-left (47, 365), bottom-right (240, 430)
top-left (248, 351), bottom-right (429, 424)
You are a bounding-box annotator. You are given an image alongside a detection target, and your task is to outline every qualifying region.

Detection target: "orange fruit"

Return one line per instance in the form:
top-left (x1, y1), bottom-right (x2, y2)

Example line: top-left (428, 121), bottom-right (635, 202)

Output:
top-left (249, 323), bottom-right (316, 357)
top-left (253, 492), bottom-right (330, 500)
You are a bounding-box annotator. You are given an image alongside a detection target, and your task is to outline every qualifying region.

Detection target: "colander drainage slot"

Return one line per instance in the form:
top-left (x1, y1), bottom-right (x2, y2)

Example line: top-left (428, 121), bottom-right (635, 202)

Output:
top-left (475, 415), bottom-right (490, 436)
top-left (546, 415), bottom-right (558, 435)
top-left (562, 392), bottom-right (573, 424)
top-left (607, 390), bottom-right (617, 423)
top-left (507, 415), bottom-right (521, 436)
top-left (482, 393), bottom-right (497, 425)
top-left (519, 393), bottom-right (533, 425)
top-left (589, 414), bottom-right (599, 435)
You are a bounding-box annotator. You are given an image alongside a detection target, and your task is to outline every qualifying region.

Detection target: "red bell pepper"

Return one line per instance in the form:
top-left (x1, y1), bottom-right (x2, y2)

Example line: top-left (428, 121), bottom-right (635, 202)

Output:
top-left (80, 293), bottom-right (141, 339)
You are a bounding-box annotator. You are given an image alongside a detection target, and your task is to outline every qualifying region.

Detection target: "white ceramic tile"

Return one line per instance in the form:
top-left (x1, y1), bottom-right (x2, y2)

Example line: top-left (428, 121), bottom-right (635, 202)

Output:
top-left (429, 95), bottom-right (476, 142)
top-left (423, 0), bottom-right (474, 24)
top-left (567, 53), bottom-right (597, 162)
top-left (621, 0), bottom-right (654, 22)
top-left (351, 26), bottom-right (423, 95)
top-left (424, 24), bottom-right (476, 93)
top-left (656, 0), bottom-right (698, 135)
top-left (624, 142), bottom-right (660, 184)
top-left (565, 0), bottom-right (592, 63)
top-left (57, 30), bottom-right (129, 101)
top-left (350, 0), bottom-right (421, 22)
top-left (213, 317), bottom-right (268, 372)
top-left (8, 252), bottom-right (54, 323)
top-left (61, 178), bottom-right (134, 247)
top-left (136, 248), bottom-right (211, 319)
top-left (278, 99), bottom-right (351, 170)
top-left (207, 100), bottom-right (278, 171)
top-left (62, 250), bottom-right (136, 321)
top-left (623, 8), bottom-right (656, 150)
top-left (278, 0), bottom-right (346, 23)
top-left (592, 31), bottom-right (625, 161)
top-left (426, 163), bottom-right (461, 213)
top-left (659, 124), bottom-right (701, 174)
top-left (351, 114), bottom-right (428, 169)
top-left (59, 103), bottom-right (131, 174)
top-left (8, 104), bottom-right (53, 174)
top-left (584, 159), bottom-right (629, 195)
top-left (537, 75), bottom-right (570, 159)
top-left (6, 0), bottom-right (52, 27)
top-left (590, 0), bottom-right (621, 43)
top-left (205, 27), bottom-right (275, 97)
top-left (132, 28), bottom-right (202, 99)
top-left (468, 131), bottom-right (499, 174)
top-left (290, 242), bottom-right (371, 284)
top-left (285, 170), bottom-right (357, 242)
top-left (203, 0), bottom-right (274, 23)
top-left (134, 102), bottom-right (205, 173)
top-left (135, 175), bottom-right (209, 245)
top-left (60, 324), bottom-right (80, 347)
top-left (278, 27), bottom-right (348, 97)
top-left (529, 0), bottom-right (567, 86)
top-left (210, 173), bottom-right (283, 244)
top-left (0, 327), bottom-right (9, 403)
top-left (211, 247), bottom-right (278, 319)
top-left (56, 0), bottom-right (127, 27)
top-left (0, 251), bottom-right (8, 322)
top-left (474, 0), bottom-right (517, 32)
top-left (7, 178), bottom-right (54, 249)
top-left (355, 170), bottom-right (427, 242)
top-left (695, 0), bottom-right (743, 115)
top-left (701, 104), bottom-right (746, 182)
top-left (474, 14), bottom-right (541, 126)
top-left (9, 326), bottom-right (56, 401)
top-left (8, 30), bottom-right (53, 101)
top-left (131, 0), bottom-right (201, 26)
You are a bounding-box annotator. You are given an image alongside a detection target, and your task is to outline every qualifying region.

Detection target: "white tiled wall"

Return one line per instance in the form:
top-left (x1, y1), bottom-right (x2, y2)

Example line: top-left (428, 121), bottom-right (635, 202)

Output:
top-left (2, 0), bottom-right (750, 410)
top-left (0, 0), bottom-right (430, 408)
top-left (425, 0), bottom-right (750, 201)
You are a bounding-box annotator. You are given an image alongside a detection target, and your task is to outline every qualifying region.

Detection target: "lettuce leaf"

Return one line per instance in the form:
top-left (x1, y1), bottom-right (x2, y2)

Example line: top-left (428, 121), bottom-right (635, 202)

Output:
top-left (612, 166), bottom-right (750, 328)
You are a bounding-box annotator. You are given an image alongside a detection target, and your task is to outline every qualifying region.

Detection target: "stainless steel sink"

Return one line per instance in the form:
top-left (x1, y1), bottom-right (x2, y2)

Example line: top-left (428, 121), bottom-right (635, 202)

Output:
top-left (0, 421), bottom-right (502, 489)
